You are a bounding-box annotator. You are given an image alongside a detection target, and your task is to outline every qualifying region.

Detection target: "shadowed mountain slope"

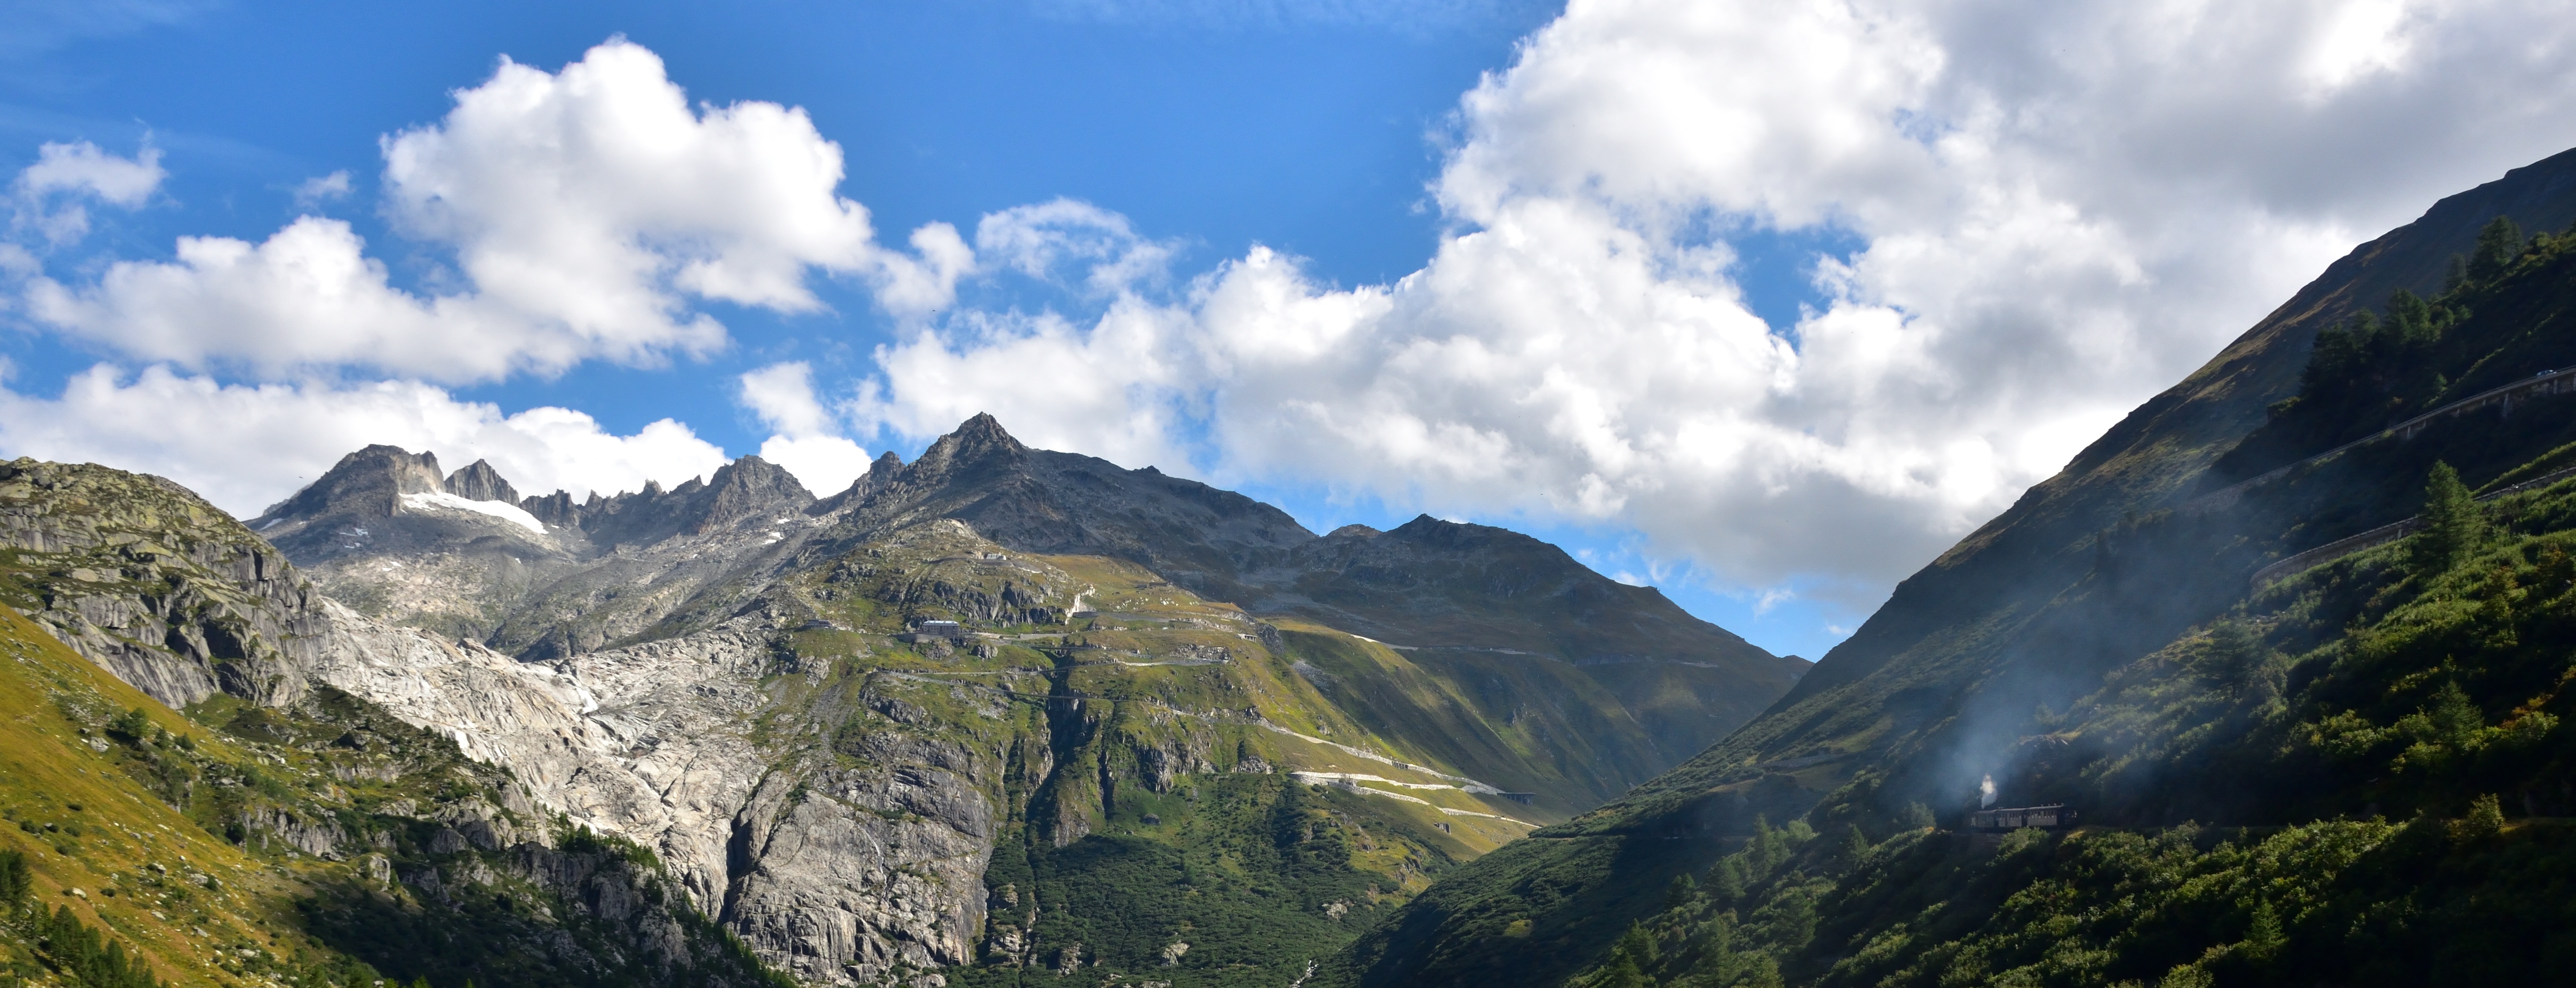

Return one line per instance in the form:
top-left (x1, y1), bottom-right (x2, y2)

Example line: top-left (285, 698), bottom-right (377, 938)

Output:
top-left (1249, 516), bottom-right (1804, 764)
top-left (1329, 146), bottom-right (2576, 988)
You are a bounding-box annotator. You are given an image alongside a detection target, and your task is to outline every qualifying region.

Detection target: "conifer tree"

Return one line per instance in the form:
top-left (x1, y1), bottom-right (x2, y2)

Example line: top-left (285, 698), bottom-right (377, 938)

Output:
top-left (1836, 824), bottom-right (1869, 867)
top-left (0, 850), bottom-right (28, 906)
top-left (2413, 461), bottom-right (2484, 574)
top-left (2468, 215), bottom-right (2525, 282)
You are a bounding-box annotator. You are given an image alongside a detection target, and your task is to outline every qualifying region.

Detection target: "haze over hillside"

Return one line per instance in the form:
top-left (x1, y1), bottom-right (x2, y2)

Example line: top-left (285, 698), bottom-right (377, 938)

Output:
top-left (1329, 144), bottom-right (2576, 988)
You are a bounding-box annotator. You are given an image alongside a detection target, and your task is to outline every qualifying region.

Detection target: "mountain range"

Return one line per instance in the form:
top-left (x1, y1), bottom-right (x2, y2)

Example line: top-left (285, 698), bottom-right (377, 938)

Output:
top-left (0, 405), bottom-right (1802, 988)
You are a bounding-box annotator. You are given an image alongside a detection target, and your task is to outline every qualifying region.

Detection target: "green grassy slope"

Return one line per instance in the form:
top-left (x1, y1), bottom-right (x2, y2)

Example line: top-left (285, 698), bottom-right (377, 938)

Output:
top-left (1259, 517), bottom-right (1808, 784)
top-left (0, 605), bottom-right (783, 988)
top-left (716, 523), bottom-right (1530, 986)
top-left (0, 469), bottom-right (792, 988)
top-left (1329, 150), bottom-right (2576, 988)
top-left (1547, 455), bottom-right (2576, 987)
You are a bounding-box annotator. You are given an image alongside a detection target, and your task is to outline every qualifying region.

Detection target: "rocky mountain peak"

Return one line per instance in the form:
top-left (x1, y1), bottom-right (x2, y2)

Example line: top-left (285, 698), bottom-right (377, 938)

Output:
top-left (256, 444), bottom-right (447, 523)
top-left (443, 459), bottom-right (519, 504)
top-left (825, 414), bottom-right (1323, 603)
top-left (811, 450), bottom-right (905, 516)
top-left (1388, 513), bottom-right (1487, 546)
top-left (910, 412), bottom-right (1030, 480)
top-left (1374, 514), bottom-right (1580, 565)
top-left (688, 454), bottom-right (814, 534)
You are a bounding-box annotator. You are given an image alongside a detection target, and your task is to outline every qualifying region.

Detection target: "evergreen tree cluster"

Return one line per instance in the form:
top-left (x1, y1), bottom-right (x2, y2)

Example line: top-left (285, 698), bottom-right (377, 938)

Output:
top-left (2219, 215), bottom-right (2576, 480)
top-left (0, 849), bottom-right (165, 988)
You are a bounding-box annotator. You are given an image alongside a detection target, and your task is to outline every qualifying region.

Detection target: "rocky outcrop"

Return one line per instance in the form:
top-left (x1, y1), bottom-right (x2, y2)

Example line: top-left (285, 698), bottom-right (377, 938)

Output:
top-left (325, 829), bottom-right (782, 988)
top-left (443, 459), bottom-right (520, 503)
top-left (234, 804), bottom-right (351, 858)
top-left (257, 445), bottom-right (448, 521)
top-left (810, 452), bottom-right (904, 517)
top-left (307, 596), bottom-right (1006, 985)
top-left (722, 754), bottom-right (994, 983)
top-left (0, 458), bottom-right (329, 707)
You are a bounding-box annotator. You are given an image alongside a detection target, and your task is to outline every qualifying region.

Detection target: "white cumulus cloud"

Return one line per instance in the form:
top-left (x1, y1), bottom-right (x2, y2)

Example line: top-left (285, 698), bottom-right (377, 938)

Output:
top-left (0, 365), bottom-right (729, 517)
top-left (10, 140), bottom-right (165, 244)
top-left (22, 39), bottom-right (972, 383)
top-left (16, 140), bottom-right (164, 205)
top-left (850, 0), bottom-right (2576, 608)
top-left (738, 361), bottom-right (872, 494)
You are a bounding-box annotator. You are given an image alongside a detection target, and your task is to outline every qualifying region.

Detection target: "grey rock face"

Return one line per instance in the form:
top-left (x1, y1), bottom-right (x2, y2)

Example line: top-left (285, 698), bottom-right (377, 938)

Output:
top-left (260, 444), bottom-right (449, 521)
top-left (1, 458), bottom-right (806, 988)
top-left (1, 458), bottom-right (328, 707)
top-left (309, 599), bottom-right (1000, 985)
top-left (6, 456), bottom-right (998, 985)
top-left (723, 760), bottom-right (993, 983)
top-left (443, 459), bottom-right (521, 503)
top-left (234, 804), bottom-right (350, 858)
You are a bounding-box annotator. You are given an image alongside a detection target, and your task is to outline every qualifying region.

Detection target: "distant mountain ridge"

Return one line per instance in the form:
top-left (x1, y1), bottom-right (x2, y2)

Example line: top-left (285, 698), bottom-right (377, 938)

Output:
top-left (250, 414), bottom-right (1802, 756)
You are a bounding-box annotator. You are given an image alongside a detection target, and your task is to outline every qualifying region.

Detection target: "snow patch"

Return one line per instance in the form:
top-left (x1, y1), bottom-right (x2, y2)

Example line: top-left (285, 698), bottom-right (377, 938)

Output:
top-left (401, 490), bottom-right (546, 535)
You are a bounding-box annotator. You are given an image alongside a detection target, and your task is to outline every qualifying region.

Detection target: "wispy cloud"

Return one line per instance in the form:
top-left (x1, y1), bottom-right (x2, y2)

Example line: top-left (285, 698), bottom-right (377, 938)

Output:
top-left (289, 170), bottom-right (350, 210)
top-left (0, 0), bottom-right (214, 60)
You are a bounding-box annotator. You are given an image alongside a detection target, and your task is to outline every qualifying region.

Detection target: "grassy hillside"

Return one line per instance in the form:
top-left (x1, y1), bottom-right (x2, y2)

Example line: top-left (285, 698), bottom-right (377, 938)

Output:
top-left (1329, 152), bottom-right (2576, 987)
top-left (0, 601), bottom-right (781, 988)
top-left (682, 521), bottom-right (1536, 985)
top-left (1546, 451), bottom-right (2576, 986)
top-left (1255, 517), bottom-right (1808, 785)
top-left (0, 604), bottom-right (353, 988)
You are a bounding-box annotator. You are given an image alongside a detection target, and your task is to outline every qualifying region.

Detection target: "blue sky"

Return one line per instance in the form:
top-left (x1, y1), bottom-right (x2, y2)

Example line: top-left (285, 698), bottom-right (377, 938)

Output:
top-left (6, 0), bottom-right (2575, 663)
